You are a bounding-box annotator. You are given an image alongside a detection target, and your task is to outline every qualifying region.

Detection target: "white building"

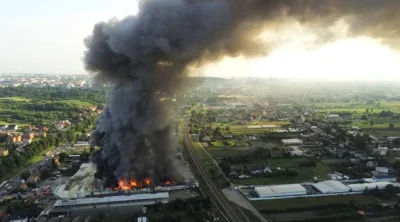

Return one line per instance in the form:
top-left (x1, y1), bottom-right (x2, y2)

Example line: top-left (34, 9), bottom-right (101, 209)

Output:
top-left (327, 114), bottom-right (340, 121)
top-left (348, 182), bottom-right (392, 192)
top-left (312, 180), bottom-right (350, 194)
top-left (52, 192), bottom-right (169, 216)
top-left (373, 147), bottom-right (389, 156)
top-left (254, 184), bottom-right (307, 198)
top-left (281, 139), bottom-right (303, 146)
top-left (289, 146), bottom-right (304, 156)
top-left (375, 167), bottom-right (389, 175)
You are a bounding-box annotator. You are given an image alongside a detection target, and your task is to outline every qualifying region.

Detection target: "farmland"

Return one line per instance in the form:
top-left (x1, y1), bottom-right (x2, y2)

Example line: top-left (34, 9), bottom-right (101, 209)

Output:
top-left (251, 194), bottom-right (377, 211)
top-left (207, 147), bottom-right (250, 159)
top-left (232, 158), bottom-right (331, 185)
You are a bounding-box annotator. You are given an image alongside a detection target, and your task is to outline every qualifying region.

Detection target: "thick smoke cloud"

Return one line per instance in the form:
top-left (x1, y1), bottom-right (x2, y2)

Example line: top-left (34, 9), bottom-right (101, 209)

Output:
top-left (84, 0), bottom-right (400, 187)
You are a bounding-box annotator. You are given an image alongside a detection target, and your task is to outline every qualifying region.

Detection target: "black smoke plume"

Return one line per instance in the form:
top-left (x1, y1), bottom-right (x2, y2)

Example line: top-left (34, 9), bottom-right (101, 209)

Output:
top-left (84, 0), bottom-right (400, 187)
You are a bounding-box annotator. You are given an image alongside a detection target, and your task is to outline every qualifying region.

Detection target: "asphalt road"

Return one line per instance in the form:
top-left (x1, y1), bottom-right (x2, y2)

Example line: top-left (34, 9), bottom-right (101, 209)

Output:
top-left (182, 119), bottom-right (244, 222)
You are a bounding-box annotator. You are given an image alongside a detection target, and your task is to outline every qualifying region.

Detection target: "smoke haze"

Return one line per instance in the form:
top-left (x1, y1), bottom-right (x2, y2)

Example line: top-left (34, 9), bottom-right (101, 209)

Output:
top-left (84, 0), bottom-right (400, 186)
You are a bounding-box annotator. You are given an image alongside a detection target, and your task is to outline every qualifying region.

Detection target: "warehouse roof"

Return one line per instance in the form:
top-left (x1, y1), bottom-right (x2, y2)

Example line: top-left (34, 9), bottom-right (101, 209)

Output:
top-left (313, 180), bottom-right (350, 193)
top-left (255, 184), bottom-right (306, 196)
top-left (54, 192), bottom-right (169, 207)
top-left (348, 182), bottom-right (391, 191)
top-left (281, 139), bottom-right (303, 144)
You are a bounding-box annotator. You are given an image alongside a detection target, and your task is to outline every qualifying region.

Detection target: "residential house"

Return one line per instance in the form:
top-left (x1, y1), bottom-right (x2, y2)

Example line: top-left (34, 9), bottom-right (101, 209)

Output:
top-left (366, 161), bottom-right (378, 169)
top-left (23, 133), bottom-right (34, 140)
top-left (0, 150), bottom-right (9, 157)
top-left (0, 125), bottom-right (8, 130)
top-left (250, 165), bottom-right (271, 174)
top-left (375, 167), bottom-right (389, 175)
top-left (373, 147), bottom-right (389, 156)
top-left (7, 125), bottom-right (18, 130)
top-left (373, 175), bottom-right (397, 183)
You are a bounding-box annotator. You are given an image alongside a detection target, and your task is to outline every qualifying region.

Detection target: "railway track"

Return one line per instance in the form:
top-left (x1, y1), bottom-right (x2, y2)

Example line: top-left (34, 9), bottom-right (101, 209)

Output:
top-left (182, 119), bottom-right (243, 222)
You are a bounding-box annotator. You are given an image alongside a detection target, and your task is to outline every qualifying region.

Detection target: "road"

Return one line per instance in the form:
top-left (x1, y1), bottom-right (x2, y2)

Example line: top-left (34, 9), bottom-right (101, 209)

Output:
top-left (182, 119), bottom-right (243, 222)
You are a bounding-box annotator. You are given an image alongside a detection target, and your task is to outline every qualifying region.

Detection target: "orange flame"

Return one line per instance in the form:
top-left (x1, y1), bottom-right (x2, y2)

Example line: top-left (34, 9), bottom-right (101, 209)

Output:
top-left (144, 178), bottom-right (150, 186)
top-left (130, 180), bottom-right (138, 187)
top-left (118, 180), bottom-right (130, 190)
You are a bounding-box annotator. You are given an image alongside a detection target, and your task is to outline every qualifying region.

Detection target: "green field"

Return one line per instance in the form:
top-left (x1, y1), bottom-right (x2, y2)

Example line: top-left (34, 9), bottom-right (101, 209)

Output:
top-left (314, 101), bottom-right (400, 114)
top-left (58, 99), bottom-right (94, 107)
top-left (209, 140), bottom-right (248, 147)
top-left (0, 97), bottom-right (31, 102)
top-left (233, 158), bottom-right (331, 185)
top-left (207, 147), bottom-right (250, 159)
top-left (251, 195), bottom-right (377, 211)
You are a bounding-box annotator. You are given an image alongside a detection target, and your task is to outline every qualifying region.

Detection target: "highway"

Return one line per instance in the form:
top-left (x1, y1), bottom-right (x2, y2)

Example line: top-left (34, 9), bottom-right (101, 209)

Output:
top-left (182, 119), bottom-right (243, 222)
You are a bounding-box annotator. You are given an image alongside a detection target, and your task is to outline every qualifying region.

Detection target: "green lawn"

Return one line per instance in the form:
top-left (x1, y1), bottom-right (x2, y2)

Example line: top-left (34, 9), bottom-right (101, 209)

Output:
top-left (233, 158), bottom-right (331, 185)
top-left (59, 99), bottom-right (94, 107)
top-left (210, 141), bottom-right (224, 147)
top-left (251, 195), bottom-right (377, 211)
top-left (207, 148), bottom-right (249, 159)
top-left (0, 146), bottom-right (55, 183)
top-left (0, 97), bottom-right (30, 102)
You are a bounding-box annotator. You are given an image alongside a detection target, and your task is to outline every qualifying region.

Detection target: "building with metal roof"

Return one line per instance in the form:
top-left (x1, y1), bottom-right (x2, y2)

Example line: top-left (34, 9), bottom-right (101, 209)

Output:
top-left (254, 184), bottom-right (307, 198)
top-left (312, 180), bottom-right (350, 194)
top-left (281, 139), bottom-right (303, 145)
top-left (51, 192), bottom-right (169, 216)
top-left (348, 182), bottom-right (392, 192)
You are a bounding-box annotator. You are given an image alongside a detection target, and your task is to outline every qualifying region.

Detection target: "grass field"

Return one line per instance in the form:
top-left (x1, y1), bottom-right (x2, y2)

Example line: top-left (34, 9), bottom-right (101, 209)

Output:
top-left (207, 148), bottom-right (250, 159)
top-left (59, 99), bottom-right (94, 107)
top-left (209, 140), bottom-right (248, 147)
top-left (314, 101), bottom-right (400, 114)
top-left (0, 97), bottom-right (31, 102)
top-left (233, 158), bottom-right (331, 185)
top-left (251, 195), bottom-right (377, 211)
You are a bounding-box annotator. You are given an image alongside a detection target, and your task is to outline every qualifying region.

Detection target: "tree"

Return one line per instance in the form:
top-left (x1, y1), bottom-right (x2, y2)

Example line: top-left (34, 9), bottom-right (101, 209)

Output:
top-left (219, 161), bottom-right (231, 175)
top-left (370, 120), bottom-right (374, 126)
top-left (20, 171), bottom-right (31, 180)
top-left (59, 152), bottom-right (68, 162)
top-left (389, 123), bottom-right (395, 129)
top-left (51, 158), bottom-right (58, 170)
top-left (39, 167), bottom-right (51, 179)
top-left (361, 115), bottom-right (368, 120)
top-left (366, 108), bottom-right (369, 113)
top-left (90, 146), bottom-right (95, 154)
top-left (66, 130), bottom-right (76, 145)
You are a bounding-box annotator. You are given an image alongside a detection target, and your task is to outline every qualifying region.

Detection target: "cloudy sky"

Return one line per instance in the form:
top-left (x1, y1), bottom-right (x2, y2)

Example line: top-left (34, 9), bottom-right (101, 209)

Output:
top-left (1, 0), bottom-right (399, 80)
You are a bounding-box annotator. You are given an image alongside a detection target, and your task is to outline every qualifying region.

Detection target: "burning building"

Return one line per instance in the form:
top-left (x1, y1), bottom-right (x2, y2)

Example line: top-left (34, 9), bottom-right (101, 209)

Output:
top-left (83, 0), bottom-right (400, 189)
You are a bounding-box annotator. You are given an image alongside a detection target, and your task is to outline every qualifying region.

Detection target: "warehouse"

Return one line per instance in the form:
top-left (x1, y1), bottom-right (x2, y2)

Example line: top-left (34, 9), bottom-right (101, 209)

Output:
top-left (281, 139), bottom-right (303, 145)
top-left (254, 184), bottom-right (307, 198)
top-left (313, 180), bottom-right (350, 194)
top-left (51, 192), bottom-right (169, 216)
top-left (348, 182), bottom-right (392, 192)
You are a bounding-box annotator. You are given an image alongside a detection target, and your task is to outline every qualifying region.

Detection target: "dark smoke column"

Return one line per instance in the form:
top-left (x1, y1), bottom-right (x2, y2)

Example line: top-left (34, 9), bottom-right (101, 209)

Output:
top-left (84, 0), bottom-right (232, 187)
top-left (84, 0), bottom-right (400, 187)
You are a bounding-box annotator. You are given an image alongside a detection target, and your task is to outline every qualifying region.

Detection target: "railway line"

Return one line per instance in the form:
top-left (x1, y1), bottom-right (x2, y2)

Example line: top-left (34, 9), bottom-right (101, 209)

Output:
top-left (182, 119), bottom-right (243, 222)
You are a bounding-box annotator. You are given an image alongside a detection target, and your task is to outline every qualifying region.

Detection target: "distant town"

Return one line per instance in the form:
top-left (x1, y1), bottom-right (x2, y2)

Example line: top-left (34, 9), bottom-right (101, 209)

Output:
top-left (0, 75), bottom-right (400, 221)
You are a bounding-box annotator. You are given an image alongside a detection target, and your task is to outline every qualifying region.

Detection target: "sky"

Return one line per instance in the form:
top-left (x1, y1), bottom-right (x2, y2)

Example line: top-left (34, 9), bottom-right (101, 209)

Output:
top-left (1, 0), bottom-right (399, 80)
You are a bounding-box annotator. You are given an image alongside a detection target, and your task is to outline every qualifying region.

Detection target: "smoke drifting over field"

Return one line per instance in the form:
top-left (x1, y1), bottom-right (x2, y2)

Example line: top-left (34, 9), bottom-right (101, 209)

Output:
top-left (84, 0), bottom-right (400, 187)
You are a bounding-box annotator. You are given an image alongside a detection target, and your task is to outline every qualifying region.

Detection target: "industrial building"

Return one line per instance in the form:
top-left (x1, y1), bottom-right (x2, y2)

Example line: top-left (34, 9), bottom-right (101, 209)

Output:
top-left (312, 180), bottom-right (350, 194)
top-left (51, 192), bottom-right (169, 216)
top-left (281, 139), bottom-right (303, 145)
top-left (254, 184), bottom-right (307, 198)
top-left (348, 182), bottom-right (392, 192)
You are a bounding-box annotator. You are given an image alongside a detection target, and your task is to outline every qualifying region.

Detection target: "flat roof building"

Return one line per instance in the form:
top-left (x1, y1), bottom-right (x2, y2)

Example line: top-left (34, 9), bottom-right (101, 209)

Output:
top-left (51, 192), bottom-right (169, 216)
top-left (348, 182), bottom-right (392, 192)
top-left (254, 184), bottom-right (307, 198)
top-left (312, 180), bottom-right (350, 194)
top-left (281, 139), bottom-right (303, 145)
